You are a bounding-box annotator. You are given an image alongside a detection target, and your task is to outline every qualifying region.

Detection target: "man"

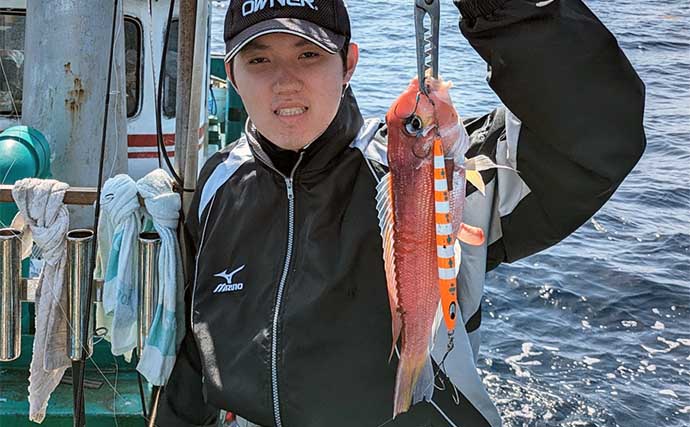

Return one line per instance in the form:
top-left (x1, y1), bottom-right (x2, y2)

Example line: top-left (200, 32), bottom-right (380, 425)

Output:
top-left (157, 0), bottom-right (646, 426)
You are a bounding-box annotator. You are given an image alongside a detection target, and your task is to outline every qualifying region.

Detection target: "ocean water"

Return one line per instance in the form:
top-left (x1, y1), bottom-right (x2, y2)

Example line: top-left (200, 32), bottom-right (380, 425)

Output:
top-left (210, 1), bottom-right (690, 426)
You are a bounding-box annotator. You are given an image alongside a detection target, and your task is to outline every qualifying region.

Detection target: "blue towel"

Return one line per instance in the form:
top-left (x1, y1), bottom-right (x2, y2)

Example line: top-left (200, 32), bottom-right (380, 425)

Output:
top-left (135, 169), bottom-right (184, 386)
top-left (96, 174), bottom-right (141, 357)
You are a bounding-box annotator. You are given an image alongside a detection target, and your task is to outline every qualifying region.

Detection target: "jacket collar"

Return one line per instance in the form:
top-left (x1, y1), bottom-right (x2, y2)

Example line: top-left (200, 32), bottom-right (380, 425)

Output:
top-left (245, 86), bottom-right (365, 177)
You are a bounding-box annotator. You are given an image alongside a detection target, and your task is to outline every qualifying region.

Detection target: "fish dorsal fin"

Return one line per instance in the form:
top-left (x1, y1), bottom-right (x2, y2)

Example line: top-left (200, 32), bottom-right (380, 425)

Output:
top-left (375, 172), bottom-right (402, 360)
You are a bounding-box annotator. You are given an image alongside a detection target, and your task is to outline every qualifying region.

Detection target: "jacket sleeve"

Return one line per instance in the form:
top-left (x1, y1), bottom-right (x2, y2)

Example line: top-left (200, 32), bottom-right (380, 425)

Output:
top-left (453, 0), bottom-right (646, 265)
top-left (155, 328), bottom-right (219, 426)
top-left (155, 153), bottom-right (228, 426)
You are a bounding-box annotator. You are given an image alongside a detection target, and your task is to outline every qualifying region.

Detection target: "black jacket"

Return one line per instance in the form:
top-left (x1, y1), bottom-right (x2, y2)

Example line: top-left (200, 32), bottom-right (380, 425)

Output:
top-left (156, 0), bottom-right (646, 426)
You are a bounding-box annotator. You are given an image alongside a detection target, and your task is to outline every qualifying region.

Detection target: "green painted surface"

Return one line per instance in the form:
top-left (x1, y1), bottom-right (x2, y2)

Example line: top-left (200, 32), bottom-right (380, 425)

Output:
top-left (210, 55), bottom-right (228, 80)
top-left (0, 126), bottom-right (51, 180)
top-left (210, 56), bottom-right (246, 145)
top-left (0, 368), bottom-right (148, 426)
top-left (0, 126), bottom-right (51, 229)
top-left (0, 303), bottom-right (147, 425)
top-left (224, 87), bottom-right (247, 145)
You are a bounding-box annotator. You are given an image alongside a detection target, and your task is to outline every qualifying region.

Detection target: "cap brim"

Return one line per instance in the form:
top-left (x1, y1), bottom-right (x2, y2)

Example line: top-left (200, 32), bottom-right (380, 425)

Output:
top-left (225, 18), bottom-right (346, 63)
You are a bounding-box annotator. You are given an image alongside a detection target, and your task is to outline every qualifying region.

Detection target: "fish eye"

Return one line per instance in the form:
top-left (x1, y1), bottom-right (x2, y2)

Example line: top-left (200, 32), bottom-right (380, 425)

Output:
top-left (404, 115), bottom-right (424, 135)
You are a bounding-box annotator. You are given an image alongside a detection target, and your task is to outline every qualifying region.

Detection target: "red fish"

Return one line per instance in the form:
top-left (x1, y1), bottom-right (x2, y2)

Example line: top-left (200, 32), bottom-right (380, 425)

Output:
top-left (377, 76), bottom-right (488, 417)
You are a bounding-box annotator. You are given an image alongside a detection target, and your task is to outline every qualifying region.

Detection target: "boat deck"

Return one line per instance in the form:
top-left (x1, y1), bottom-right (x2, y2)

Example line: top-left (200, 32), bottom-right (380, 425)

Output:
top-left (0, 329), bottom-right (147, 426)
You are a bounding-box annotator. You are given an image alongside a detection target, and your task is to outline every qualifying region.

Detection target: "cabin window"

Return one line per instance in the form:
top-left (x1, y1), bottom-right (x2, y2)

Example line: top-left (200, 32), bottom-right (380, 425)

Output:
top-left (163, 19), bottom-right (178, 118)
top-left (124, 17), bottom-right (142, 118)
top-left (0, 12), bottom-right (25, 117)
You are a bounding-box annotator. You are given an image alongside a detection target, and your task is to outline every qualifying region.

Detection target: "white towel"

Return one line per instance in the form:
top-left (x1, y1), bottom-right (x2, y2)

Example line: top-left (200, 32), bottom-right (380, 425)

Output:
top-left (95, 174), bottom-right (141, 356)
top-left (135, 169), bottom-right (184, 386)
top-left (11, 178), bottom-right (71, 424)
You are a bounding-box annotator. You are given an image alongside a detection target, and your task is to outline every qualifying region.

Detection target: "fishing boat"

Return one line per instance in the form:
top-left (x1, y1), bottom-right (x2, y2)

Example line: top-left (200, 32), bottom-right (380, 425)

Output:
top-left (0, 1), bottom-right (243, 425)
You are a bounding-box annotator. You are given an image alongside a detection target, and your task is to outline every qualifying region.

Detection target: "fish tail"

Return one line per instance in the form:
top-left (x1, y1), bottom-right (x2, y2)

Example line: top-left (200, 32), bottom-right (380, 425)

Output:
top-left (393, 352), bottom-right (433, 417)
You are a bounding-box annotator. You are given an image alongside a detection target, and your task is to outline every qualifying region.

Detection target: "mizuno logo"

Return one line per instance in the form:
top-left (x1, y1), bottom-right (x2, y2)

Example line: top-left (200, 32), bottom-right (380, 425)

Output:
top-left (241, 0), bottom-right (317, 17)
top-left (213, 265), bottom-right (246, 293)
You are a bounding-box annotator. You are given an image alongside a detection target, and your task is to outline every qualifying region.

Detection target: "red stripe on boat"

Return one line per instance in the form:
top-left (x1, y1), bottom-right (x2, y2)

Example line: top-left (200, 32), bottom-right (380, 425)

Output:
top-left (127, 126), bottom-right (207, 147)
top-left (127, 142), bottom-right (204, 159)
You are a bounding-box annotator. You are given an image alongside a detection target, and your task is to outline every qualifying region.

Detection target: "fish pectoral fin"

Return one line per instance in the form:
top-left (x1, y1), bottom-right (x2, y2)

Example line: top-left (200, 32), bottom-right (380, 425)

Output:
top-left (465, 170), bottom-right (486, 195)
top-left (458, 223), bottom-right (485, 246)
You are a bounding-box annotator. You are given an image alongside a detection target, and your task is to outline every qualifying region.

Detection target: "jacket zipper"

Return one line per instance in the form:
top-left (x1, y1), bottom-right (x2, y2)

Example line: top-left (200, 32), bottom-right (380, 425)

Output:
top-left (271, 152), bottom-right (305, 427)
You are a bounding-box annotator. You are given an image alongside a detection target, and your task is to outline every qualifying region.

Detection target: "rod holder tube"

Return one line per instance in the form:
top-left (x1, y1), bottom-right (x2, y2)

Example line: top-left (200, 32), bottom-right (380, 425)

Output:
top-left (0, 228), bottom-right (22, 362)
top-left (138, 232), bottom-right (160, 353)
top-left (66, 229), bottom-right (95, 361)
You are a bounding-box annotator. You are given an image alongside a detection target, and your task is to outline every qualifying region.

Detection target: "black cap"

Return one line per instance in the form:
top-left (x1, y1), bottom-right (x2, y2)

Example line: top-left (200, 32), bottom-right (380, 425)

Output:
top-left (224, 0), bottom-right (351, 63)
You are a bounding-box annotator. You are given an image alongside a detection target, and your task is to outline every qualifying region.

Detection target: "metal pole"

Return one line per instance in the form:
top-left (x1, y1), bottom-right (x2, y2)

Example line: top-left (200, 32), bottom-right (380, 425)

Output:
top-left (137, 232), bottom-right (160, 353)
top-left (174, 0), bottom-right (197, 180)
top-left (147, 389), bottom-right (162, 427)
top-left (138, 232), bottom-right (162, 427)
top-left (182, 0), bottom-right (208, 215)
top-left (147, 4), bottom-right (204, 425)
top-left (66, 228), bottom-right (95, 427)
top-left (0, 228), bottom-right (22, 362)
top-left (66, 229), bottom-right (95, 362)
top-left (173, 0), bottom-right (198, 298)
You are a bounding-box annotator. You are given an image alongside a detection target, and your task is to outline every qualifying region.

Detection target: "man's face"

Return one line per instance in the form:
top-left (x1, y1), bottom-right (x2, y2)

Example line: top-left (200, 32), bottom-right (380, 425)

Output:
top-left (229, 33), bottom-right (358, 151)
